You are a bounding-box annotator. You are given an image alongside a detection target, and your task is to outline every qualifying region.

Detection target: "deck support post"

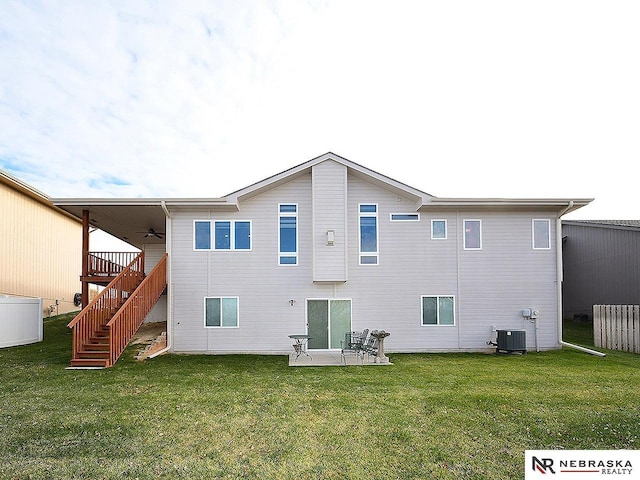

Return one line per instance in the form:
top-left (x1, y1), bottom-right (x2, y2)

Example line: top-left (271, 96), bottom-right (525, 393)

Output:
top-left (81, 209), bottom-right (90, 308)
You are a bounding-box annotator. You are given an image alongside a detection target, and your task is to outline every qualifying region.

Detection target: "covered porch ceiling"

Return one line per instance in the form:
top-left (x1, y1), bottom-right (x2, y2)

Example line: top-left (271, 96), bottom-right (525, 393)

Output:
top-left (53, 198), bottom-right (235, 249)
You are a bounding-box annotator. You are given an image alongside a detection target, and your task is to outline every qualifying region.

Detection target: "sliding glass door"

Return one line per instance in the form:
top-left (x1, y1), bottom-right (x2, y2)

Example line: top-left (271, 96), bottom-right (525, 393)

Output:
top-left (307, 299), bottom-right (351, 350)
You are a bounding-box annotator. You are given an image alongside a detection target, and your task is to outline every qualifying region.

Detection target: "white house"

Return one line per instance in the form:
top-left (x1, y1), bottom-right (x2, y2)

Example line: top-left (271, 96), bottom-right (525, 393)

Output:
top-left (54, 153), bottom-right (591, 362)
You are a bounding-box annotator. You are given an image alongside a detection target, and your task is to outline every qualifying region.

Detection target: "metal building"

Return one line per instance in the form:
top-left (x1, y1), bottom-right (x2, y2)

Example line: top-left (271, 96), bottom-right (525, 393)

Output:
top-left (1, 169), bottom-right (82, 316)
top-left (562, 220), bottom-right (640, 321)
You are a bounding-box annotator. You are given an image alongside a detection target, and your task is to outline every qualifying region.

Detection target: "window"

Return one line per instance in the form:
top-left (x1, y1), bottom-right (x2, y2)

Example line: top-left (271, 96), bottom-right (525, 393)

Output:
top-left (464, 219), bottom-right (482, 250)
top-left (205, 297), bottom-right (239, 328)
top-left (194, 221), bottom-right (211, 250)
top-left (431, 219), bottom-right (447, 239)
top-left (422, 296), bottom-right (455, 326)
top-left (215, 221), bottom-right (231, 249)
top-left (390, 213), bottom-right (420, 221)
top-left (359, 204), bottom-right (378, 265)
top-left (533, 219), bottom-right (551, 249)
top-left (279, 204), bottom-right (297, 265)
top-left (215, 221), bottom-right (251, 250)
top-left (194, 220), bottom-right (251, 251)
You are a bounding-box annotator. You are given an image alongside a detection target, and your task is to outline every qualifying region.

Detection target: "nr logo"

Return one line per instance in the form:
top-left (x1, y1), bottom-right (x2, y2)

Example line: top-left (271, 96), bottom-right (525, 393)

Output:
top-left (532, 456), bottom-right (556, 474)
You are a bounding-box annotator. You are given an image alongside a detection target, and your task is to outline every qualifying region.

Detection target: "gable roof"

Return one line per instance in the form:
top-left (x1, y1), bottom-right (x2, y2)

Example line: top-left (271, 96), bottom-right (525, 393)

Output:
top-left (223, 152), bottom-right (434, 204)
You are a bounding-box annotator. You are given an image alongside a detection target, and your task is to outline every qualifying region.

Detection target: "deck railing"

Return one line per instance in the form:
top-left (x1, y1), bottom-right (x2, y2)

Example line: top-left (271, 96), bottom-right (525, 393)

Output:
top-left (69, 252), bottom-right (145, 363)
top-left (87, 251), bottom-right (140, 277)
top-left (106, 253), bottom-right (167, 367)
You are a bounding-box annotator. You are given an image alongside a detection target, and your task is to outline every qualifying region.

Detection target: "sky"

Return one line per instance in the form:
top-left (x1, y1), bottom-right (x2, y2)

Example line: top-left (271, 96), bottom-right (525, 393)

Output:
top-left (1, 0), bottom-right (639, 222)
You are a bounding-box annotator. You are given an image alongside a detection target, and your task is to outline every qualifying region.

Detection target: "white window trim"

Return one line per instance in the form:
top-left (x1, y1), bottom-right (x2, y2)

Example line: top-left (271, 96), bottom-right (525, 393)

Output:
top-left (390, 213), bottom-right (420, 222)
top-left (431, 219), bottom-right (447, 240)
top-left (278, 203), bottom-right (298, 266)
top-left (194, 220), bottom-right (252, 251)
top-left (359, 203), bottom-right (379, 266)
top-left (532, 218), bottom-right (551, 250)
top-left (463, 219), bottom-right (482, 250)
top-left (204, 296), bottom-right (240, 328)
top-left (421, 295), bottom-right (456, 327)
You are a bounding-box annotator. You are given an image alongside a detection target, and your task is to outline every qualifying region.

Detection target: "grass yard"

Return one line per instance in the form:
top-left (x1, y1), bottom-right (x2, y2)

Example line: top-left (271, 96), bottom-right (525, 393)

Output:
top-left (1, 315), bottom-right (638, 479)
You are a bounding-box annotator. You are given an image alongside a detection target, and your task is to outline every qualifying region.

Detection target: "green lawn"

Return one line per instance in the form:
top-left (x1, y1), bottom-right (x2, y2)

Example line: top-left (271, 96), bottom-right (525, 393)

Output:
top-left (1, 315), bottom-right (638, 479)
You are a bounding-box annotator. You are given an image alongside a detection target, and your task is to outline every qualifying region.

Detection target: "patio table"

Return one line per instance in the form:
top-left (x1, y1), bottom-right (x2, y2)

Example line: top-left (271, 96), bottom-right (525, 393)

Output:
top-left (288, 334), bottom-right (312, 360)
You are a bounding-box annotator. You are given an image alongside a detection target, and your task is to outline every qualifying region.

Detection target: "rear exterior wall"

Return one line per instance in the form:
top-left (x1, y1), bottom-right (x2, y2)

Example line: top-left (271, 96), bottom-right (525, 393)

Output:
top-left (169, 172), bottom-right (560, 353)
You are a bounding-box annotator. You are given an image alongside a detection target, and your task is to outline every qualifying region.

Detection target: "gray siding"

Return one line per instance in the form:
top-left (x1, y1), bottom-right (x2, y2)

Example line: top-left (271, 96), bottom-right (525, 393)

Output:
top-left (170, 169), bottom-right (562, 354)
top-left (142, 243), bottom-right (167, 323)
top-left (562, 222), bottom-right (640, 320)
top-left (312, 160), bottom-right (348, 281)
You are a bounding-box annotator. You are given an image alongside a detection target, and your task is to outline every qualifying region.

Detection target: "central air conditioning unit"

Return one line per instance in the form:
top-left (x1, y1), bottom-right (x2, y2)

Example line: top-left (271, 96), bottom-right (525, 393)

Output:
top-left (495, 329), bottom-right (527, 354)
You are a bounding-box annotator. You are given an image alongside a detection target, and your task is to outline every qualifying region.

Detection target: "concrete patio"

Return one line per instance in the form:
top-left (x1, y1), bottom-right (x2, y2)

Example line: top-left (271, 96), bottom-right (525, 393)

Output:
top-left (288, 350), bottom-right (393, 367)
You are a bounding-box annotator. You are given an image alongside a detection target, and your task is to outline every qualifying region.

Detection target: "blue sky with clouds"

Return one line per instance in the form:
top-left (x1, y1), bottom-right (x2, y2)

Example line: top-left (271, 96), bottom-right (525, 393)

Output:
top-left (1, 1), bottom-right (639, 219)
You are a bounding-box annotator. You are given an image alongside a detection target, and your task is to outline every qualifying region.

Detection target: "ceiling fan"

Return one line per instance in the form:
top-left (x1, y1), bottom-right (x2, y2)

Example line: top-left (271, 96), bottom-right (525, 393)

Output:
top-left (141, 228), bottom-right (164, 239)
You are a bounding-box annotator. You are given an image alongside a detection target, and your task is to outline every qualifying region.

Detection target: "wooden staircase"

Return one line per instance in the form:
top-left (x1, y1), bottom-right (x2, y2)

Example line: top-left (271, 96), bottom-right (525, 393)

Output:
top-left (71, 325), bottom-right (111, 367)
top-left (69, 252), bottom-right (167, 368)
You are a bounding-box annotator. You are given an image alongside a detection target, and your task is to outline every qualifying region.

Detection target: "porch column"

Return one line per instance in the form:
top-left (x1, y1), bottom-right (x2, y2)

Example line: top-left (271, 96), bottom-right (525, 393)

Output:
top-left (81, 209), bottom-right (90, 308)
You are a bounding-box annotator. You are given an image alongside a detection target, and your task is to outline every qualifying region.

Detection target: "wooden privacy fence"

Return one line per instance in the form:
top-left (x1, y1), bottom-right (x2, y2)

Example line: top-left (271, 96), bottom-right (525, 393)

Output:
top-left (593, 305), bottom-right (640, 354)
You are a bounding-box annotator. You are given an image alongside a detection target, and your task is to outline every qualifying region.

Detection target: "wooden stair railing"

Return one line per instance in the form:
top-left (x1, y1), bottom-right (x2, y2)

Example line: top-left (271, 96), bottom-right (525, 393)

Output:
top-left (69, 252), bottom-right (146, 367)
top-left (106, 253), bottom-right (168, 367)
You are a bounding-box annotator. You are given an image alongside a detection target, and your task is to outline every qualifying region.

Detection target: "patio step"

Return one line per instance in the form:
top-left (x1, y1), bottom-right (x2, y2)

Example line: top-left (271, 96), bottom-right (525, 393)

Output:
top-left (69, 358), bottom-right (108, 368)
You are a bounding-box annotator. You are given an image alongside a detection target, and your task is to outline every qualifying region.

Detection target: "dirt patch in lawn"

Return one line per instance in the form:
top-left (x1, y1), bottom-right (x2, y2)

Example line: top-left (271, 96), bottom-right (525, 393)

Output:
top-left (131, 322), bottom-right (167, 360)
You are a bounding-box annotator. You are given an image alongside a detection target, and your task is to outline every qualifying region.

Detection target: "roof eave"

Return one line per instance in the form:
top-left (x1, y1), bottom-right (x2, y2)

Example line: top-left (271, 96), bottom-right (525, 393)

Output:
top-left (420, 197), bottom-right (593, 214)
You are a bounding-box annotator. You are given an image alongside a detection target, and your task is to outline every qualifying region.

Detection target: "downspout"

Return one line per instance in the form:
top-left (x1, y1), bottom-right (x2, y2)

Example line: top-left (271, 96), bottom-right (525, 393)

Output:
top-left (556, 201), bottom-right (606, 357)
top-left (149, 200), bottom-right (172, 358)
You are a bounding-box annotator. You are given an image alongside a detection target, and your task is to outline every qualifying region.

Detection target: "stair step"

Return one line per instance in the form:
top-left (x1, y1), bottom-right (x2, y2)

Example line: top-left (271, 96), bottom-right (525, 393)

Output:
top-left (89, 333), bottom-right (110, 340)
top-left (77, 350), bottom-right (110, 359)
top-left (70, 358), bottom-right (108, 368)
top-left (83, 343), bottom-right (110, 351)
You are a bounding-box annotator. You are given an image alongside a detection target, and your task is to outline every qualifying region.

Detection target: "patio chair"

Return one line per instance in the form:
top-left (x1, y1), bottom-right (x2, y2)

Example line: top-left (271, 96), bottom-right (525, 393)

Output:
top-left (361, 332), bottom-right (379, 361)
top-left (341, 330), bottom-right (366, 365)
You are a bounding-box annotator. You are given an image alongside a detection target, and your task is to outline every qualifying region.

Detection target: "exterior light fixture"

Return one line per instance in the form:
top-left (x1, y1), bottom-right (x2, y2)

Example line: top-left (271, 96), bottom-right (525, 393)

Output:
top-left (327, 230), bottom-right (335, 246)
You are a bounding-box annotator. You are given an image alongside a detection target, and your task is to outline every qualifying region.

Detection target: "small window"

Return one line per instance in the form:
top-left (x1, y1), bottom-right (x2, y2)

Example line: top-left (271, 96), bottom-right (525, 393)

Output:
top-left (422, 296), bottom-right (455, 326)
top-left (431, 219), bottom-right (447, 239)
top-left (533, 219), bottom-right (551, 249)
top-left (359, 204), bottom-right (378, 265)
top-left (279, 204), bottom-right (298, 265)
top-left (205, 297), bottom-right (239, 328)
top-left (464, 220), bottom-right (482, 250)
top-left (390, 213), bottom-right (420, 221)
top-left (194, 221), bottom-right (211, 250)
top-left (360, 204), bottom-right (377, 214)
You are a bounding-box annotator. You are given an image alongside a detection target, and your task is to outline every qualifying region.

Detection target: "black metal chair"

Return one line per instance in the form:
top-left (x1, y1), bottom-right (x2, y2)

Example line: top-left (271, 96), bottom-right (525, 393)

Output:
top-left (361, 331), bottom-right (379, 361)
top-left (340, 330), bottom-right (367, 365)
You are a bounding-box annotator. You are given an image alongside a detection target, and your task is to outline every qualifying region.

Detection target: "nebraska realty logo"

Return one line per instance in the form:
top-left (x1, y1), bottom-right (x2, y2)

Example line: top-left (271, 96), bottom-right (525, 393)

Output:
top-left (525, 451), bottom-right (640, 479)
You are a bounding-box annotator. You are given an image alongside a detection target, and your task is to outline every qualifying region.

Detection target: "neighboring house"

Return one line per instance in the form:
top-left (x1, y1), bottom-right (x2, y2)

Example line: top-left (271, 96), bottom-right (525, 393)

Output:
top-left (54, 153), bottom-right (591, 358)
top-left (562, 220), bottom-right (640, 321)
top-left (0, 169), bottom-right (82, 316)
